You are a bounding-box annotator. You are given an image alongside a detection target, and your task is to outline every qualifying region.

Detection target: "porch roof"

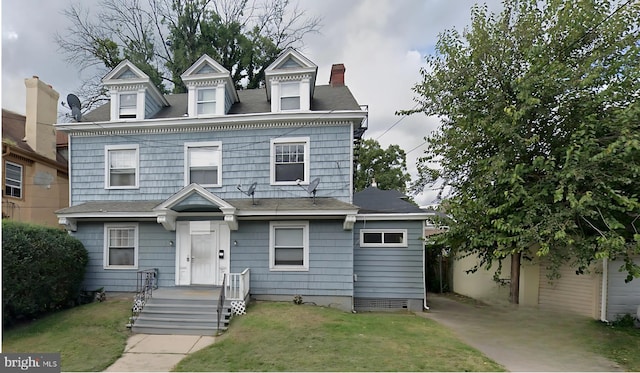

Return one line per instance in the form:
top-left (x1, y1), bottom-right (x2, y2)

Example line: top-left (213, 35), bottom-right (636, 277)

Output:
top-left (57, 197), bottom-right (359, 231)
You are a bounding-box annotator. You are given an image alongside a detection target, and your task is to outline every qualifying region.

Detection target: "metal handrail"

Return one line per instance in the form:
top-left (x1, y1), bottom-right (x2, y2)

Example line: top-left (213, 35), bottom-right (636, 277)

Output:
top-left (216, 274), bottom-right (227, 332)
top-left (130, 268), bottom-right (158, 326)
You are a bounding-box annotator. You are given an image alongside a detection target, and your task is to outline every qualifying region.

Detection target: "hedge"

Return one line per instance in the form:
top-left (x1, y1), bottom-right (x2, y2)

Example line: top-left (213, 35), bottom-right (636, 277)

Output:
top-left (2, 220), bottom-right (88, 326)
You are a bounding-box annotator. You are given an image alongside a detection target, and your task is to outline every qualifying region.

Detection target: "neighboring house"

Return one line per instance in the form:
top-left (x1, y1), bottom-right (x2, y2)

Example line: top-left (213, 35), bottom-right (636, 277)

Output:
top-left (452, 253), bottom-right (640, 321)
top-left (55, 48), bottom-right (435, 312)
top-left (2, 77), bottom-right (69, 227)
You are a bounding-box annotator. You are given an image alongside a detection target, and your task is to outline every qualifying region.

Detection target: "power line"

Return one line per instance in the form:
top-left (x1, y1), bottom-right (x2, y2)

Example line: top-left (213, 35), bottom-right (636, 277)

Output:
top-left (374, 103), bottom-right (420, 141)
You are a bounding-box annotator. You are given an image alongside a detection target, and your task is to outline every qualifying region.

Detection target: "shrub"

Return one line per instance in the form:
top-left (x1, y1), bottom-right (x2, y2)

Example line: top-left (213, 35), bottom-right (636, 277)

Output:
top-left (2, 220), bottom-right (88, 326)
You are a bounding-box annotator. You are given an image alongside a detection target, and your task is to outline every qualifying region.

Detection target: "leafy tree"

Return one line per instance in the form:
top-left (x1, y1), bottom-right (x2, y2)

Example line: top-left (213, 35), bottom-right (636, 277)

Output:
top-left (355, 139), bottom-right (411, 193)
top-left (405, 0), bottom-right (640, 303)
top-left (55, 0), bottom-right (320, 110)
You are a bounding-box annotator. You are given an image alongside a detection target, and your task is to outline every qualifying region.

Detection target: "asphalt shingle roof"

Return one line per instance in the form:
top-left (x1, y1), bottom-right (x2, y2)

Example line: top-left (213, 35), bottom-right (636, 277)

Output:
top-left (353, 186), bottom-right (430, 214)
top-left (81, 85), bottom-right (361, 122)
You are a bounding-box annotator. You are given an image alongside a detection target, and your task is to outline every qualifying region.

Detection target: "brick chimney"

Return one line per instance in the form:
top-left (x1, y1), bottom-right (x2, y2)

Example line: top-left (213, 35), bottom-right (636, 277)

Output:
top-left (24, 76), bottom-right (59, 161)
top-left (329, 64), bottom-right (345, 87)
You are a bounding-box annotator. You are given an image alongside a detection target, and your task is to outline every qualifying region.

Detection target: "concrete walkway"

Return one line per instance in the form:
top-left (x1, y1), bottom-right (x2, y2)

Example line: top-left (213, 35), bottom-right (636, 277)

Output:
top-left (420, 294), bottom-right (623, 372)
top-left (104, 334), bottom-right (216, 372)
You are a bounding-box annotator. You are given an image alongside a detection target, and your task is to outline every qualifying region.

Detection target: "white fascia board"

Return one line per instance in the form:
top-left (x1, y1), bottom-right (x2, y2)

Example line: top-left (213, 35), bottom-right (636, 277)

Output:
top-left (236, 209), bottom-right (359, 217)
top-left (356, 213), bottom-right (436, 221)
top-left (54, 110), bottom-right (367, 132)
top-left (56, 211), bottom-right (158, 219)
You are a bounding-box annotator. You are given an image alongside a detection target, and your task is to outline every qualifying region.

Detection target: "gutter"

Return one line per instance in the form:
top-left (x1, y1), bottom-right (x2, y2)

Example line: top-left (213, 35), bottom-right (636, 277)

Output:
top-left (600, 258), bottom-right (609, 322)
top-left (423, 219), bottom-right (430, 310)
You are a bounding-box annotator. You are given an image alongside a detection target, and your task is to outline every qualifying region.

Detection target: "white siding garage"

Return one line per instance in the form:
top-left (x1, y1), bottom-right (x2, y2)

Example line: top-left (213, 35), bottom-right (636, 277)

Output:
top-left (606, 257), bottom-right (640, 321)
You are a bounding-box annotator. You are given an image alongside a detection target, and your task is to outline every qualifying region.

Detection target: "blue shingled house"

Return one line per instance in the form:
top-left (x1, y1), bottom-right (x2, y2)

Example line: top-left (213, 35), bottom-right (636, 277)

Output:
top-left (55, 49), bottom-right (434, 333)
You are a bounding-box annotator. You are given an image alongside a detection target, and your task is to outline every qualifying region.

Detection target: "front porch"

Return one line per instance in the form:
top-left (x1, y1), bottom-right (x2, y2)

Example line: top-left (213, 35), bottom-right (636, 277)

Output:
top-left (130, 269), bottom-right (250, 336)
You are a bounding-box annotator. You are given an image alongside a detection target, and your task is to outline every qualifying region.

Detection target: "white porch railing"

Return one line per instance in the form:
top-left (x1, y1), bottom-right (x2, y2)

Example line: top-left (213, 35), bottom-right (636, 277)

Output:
top-left (227, 268), bottom-right (250, 300)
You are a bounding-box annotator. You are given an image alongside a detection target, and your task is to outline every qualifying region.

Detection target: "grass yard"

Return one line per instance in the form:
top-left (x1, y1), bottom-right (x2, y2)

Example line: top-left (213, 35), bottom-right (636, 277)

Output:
top-left (2, 295), bottom-right (132, 372)
top-left (174, 301), bottom-right (504, 372)
top-left (582, 320), bottom-right (640, 371)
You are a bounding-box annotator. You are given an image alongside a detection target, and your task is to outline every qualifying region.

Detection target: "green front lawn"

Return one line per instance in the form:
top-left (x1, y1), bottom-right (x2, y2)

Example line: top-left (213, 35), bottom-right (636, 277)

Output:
top-left (174, 301), bottom-right (504, 372)
top-left (2, 296), bottom-right (132, 372)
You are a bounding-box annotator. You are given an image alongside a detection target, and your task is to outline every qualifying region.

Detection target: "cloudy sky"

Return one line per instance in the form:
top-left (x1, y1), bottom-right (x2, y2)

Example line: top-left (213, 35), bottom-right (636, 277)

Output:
top-left (1, 0), bottom-right (502, 206)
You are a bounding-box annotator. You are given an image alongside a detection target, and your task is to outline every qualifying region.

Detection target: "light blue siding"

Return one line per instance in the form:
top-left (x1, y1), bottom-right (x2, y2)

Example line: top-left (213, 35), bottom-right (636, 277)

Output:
top-left (230, 220), bottom-right (353, 297)
top-left (70, 125), bottom-right (352, 205)
top-left (353, 220), bottom-right (424, 299)
top-left (144, 93), bottom-right (163, 119)
top-left (73, 221), bottom-right (176, 292)
top-left (607, 257), bottom-right (640, 321)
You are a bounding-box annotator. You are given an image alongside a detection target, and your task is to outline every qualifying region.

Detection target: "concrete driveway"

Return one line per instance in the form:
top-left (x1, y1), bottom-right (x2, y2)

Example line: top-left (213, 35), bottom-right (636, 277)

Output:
top-left (419, 294), bottom-right (623, 372)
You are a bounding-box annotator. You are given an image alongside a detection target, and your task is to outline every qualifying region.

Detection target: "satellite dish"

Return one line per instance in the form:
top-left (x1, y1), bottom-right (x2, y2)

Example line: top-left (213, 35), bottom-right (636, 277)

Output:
top-left (237, 182), bottom-right (258, 205)
top-left (307, 178), bottom-right (320, 205)
top-left (66, 94), bottom-right (82, 121)
top-left (307, 178), bottom-right (320, 194)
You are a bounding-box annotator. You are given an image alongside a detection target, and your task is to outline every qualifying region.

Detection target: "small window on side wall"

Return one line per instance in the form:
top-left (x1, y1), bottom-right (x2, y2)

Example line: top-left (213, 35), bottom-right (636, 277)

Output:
top-left (4, 162), bottom-right (23, 198)
top-left (360, 229), bottom-right (408, 247)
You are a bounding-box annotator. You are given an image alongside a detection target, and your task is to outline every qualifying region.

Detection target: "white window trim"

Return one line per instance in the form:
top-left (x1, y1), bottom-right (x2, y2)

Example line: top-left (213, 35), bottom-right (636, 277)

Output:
top-left (196, 87), bottom-right (217, 117)
top-left (103, 223), bottom-right (139, 269)
top-left (279, 81), bottom-right (301, 111)
top-left (4, 161), bottom-right (23, 199)
top-left (184, 141), bottom-right (223, 187)
top-left (105, 144), bottom-right (140, 189)
top-left (359, 229), bottom-right (408, 248)
top-left (269, 221), bottom-right (309, 272)
top-left (270, 137), bottom-right (310, 186)
top-left (118, 92), bottom-right (138, 119)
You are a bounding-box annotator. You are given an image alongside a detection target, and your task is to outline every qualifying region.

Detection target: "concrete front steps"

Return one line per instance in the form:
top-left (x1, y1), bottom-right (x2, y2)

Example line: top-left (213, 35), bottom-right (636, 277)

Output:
top-left (131, 287), bottom-right (232, 336)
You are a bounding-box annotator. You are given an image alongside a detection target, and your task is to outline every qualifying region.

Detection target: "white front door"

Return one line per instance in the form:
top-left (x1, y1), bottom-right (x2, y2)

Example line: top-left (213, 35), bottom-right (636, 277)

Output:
top-left (191, 229), bottom-right (216, 285)
top-left (176, 221), bottom-right (230, 286)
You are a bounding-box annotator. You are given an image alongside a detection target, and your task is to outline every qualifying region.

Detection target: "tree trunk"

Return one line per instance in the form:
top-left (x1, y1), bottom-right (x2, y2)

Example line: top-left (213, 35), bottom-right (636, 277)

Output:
top-left (510, 252), bottom-right (521, 304)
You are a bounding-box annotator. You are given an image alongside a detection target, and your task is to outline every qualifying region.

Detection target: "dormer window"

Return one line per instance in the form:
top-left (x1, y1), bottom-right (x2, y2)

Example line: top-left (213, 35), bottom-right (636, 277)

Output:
top-left (119, 93), bottom-right (137, 119)
top-left (197, 88), bottom-right (217, 115)
top-left (102, 60), bottom-right (169, 121)
top-left (264, 48), bottom-right (317, 113)
top-left (181, 54), bottom-right (239, 117)
top-left (280, 82), bottom-right (300, 111)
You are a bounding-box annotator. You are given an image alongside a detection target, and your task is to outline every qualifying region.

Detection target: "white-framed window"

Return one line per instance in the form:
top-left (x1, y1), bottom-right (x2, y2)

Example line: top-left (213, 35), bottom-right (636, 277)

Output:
top-left (196, 88), bottom-right (216, 115)
top-left (4, 161), bottom-right (23, 198)
top-left (280, 81), bottom-right (300, 111)
top-left (119, 93), bottom-right (137, 118)
top-left (270, 137), bottom-right (310, 185)
top-left (184, 141), bottom-right (222, 187)
top-left (104, 223), bottom-right (138, 269)
top-left (360, 229), bottom-right (408, 247)
top-left (269, 221), bottom-right (309, 271)
top-left (105, 144), bottom-right (139, 189)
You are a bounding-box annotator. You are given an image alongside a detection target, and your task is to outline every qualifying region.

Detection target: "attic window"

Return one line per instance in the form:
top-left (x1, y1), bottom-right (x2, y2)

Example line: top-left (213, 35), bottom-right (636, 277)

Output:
top-left (196, 64), bottom-right (216, 74)
top-left (280, 82), bottom-right (300, 110)
top-left (197, 88), bottom-right (216, 115)
top-left (119, 93), bottom-right (137, 118)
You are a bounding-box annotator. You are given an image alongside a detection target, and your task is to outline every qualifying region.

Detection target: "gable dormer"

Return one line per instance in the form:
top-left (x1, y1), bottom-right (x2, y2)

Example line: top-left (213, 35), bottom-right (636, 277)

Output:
top-left (264, 48), bottom-right (318, 113)
top-left (102, 60), bottom-right (169, 121)
top-left (181, 55), bottom-right (239, 117)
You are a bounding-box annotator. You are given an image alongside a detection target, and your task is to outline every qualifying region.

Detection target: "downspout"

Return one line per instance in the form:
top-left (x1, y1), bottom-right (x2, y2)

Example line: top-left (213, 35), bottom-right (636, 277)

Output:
top-left (423, 219), bottom-right (430, 310)
top-left (600, 257), bottom-right (608, 322)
